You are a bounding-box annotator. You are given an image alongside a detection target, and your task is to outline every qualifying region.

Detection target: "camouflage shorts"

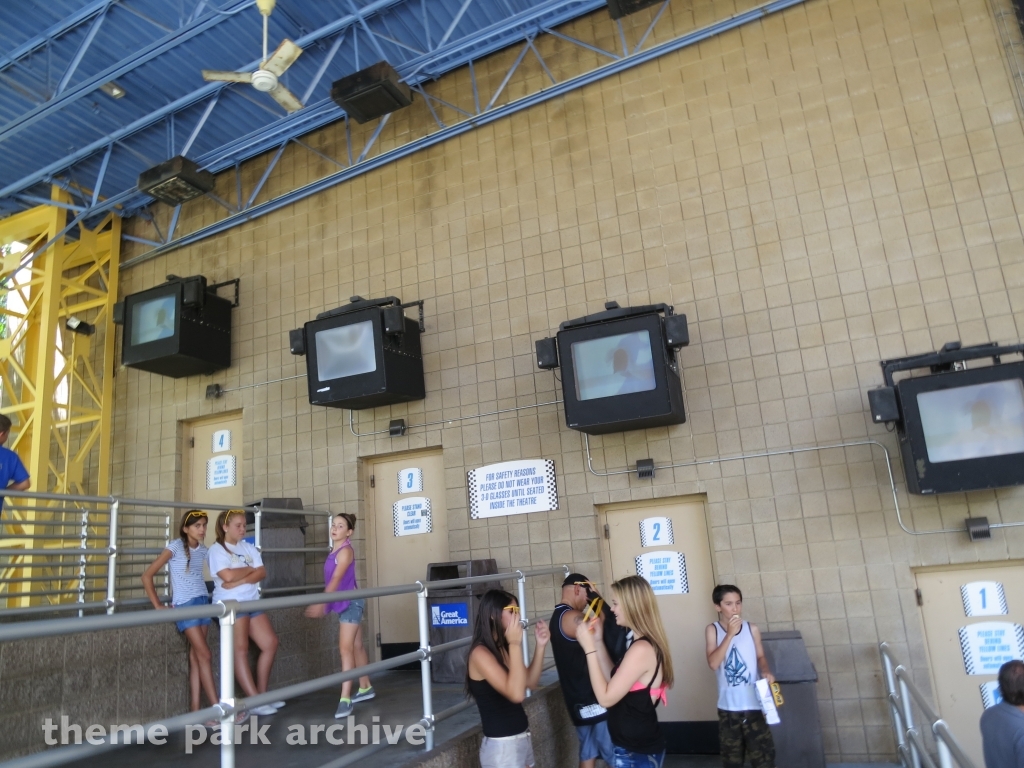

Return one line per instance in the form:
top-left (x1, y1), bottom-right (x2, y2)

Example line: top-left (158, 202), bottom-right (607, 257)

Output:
top-left (718, 709), bottom-right (775, 768)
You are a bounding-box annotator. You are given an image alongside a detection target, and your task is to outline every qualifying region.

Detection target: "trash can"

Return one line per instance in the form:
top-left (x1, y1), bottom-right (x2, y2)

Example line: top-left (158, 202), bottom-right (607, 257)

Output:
top-left (426, 559), bottom-right (500, 683)
top-left (245, 498), bottom-right (307, 593)
top-left (761, 630), bottom-right (826, 768)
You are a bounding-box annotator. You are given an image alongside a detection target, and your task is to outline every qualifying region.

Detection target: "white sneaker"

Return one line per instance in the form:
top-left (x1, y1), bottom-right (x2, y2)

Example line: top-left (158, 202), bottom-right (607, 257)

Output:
top-left (270, 700), bottom-right (286, 708)
top-left (250, 704), bottom-right (278, 716)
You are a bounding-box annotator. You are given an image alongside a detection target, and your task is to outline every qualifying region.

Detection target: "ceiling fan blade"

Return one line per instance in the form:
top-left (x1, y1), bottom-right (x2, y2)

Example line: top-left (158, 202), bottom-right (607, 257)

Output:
top-left (202, 70), bottom-right (253, 83)
top-left (263, 39), bottom-right (302, 76)
top-left (269, 84), bottom-right (304, 113)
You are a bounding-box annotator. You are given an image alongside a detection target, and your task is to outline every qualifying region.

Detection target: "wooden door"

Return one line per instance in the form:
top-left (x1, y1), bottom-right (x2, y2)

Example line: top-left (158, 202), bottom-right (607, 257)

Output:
top-left (184, 412), bottom-right (243, 548)
top-left (916, 563), bottom-right (1024, 765)
top-left (365, 449), bottom-right (449, 658)
top-left (600, 497), bottom-right (719, 750)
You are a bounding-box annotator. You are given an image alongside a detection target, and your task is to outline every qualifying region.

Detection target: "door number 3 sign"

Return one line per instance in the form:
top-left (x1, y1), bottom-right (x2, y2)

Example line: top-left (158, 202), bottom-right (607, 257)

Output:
top-left (398, 468), bottom-right (423, 494)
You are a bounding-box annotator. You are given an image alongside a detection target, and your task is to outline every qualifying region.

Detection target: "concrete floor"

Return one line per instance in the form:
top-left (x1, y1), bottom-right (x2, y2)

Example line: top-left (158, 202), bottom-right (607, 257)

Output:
top-left (68, 670), bottom-right (899, 768)
top-left (76, 670), bottom-right (482, 768)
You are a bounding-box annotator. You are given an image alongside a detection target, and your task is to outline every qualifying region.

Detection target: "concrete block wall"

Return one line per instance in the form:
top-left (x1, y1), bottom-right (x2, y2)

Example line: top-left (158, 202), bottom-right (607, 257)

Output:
top-left (114, 0), bottom-right (1024, 761)
top-left (0, 606), bottom-right (339, 760)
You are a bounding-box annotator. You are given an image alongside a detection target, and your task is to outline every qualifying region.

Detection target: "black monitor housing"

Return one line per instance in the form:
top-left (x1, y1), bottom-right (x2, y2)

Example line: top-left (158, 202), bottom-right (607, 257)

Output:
top-left (114, 275), bottom-right (236, 378)
top-left (290, 296), bottom-right (424, 410)
top-left (536, 301), bottom-right (689, 435)
top-left (869, 341), bottom-right (1024, 494)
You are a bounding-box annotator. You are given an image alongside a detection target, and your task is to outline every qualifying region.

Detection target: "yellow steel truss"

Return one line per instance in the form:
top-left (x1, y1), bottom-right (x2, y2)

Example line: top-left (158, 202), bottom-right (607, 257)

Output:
top-left (0, 187), bottom-right (120, 607)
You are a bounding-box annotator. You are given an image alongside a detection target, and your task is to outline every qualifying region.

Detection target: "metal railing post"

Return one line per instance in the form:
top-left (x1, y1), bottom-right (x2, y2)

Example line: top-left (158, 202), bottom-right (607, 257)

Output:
top-left (105, 500), bottom-right (118, 614)
top-left (936, 733), bottom-right (954, 768)
top-left (219, 601), bottom-right (238, 768)
top-left (416, 583), bottom-right (434, 751)
top-left (880, 645), bottom-right (908, 762)
top-left (77, 507), bottom-right (88, 617)
top-left (254, 504), bottom-right (262, 596)
top-left (516, 570), bottom-right (530, 669)
top-left (898, 675), bottom-right (922, 768)
top-left (163, 512), bottom-right (171, 603)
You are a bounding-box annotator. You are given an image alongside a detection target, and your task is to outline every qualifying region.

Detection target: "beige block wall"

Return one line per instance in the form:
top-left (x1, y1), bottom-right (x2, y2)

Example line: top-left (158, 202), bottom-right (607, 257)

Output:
top-left (116, 0), bottom-right (1024, 761)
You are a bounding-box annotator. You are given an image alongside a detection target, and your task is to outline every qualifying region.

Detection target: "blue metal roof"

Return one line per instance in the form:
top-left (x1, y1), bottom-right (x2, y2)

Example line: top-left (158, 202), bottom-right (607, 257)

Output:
top-left (0, 0), bottom-right (604, 220)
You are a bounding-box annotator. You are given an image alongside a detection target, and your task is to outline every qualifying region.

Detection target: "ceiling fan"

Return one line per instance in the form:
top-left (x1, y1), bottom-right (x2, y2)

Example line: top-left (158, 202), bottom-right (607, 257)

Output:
top-left (202, 0), bottom-right (304, 113)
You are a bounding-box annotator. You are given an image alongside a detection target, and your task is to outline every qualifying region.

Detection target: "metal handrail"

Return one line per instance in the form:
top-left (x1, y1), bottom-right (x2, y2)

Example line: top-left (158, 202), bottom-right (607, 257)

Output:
top-left (1, 488), bottom-right (341, 613)
top-left (879, 642), bottom-right (977, 768)
top-left (0, 563), bottom-right (570, 768)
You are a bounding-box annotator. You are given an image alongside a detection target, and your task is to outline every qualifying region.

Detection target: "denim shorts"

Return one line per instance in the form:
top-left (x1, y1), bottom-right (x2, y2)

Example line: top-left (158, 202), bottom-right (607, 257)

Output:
top-left (613, 746), bottom-right (665, 768)
top-left (338, 599), bottom-right (365, 625)
top-left (576, 720), bottom-right (615, 764)
top-left (174, 595), bottom-right (213, 632)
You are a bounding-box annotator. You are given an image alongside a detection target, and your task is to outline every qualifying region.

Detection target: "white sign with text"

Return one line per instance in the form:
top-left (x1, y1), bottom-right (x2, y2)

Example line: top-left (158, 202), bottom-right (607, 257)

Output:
top-left (958, 621), bottom-right (1024, 675)
top-left (634, 551), bottom-right (688, 595)
top-left (392, 497), bottom-right (432, 536)
top-left (468, 459), bottom-right (557, 519)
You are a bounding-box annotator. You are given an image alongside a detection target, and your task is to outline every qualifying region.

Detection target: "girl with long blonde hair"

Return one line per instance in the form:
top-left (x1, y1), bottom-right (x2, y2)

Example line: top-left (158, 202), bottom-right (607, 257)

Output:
top-left (208, 509), bottom-right (282, 717)
top-left (576, 575), bottom-right (673, 768)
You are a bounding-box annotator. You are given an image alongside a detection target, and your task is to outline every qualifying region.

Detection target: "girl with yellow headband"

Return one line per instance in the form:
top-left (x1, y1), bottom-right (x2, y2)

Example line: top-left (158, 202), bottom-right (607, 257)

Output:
top-left (143, 509), bottom-right (238, 723)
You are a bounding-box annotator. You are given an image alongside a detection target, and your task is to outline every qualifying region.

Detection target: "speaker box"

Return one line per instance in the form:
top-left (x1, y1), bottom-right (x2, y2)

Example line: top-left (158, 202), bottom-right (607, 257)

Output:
top-left (536, 337), bottom-right (558, 369)
top-left (607, 0), bottom-right (662, 19)
top-left (868, 386), bottom-right (900, 423)
top-left (331, 61), bottom-right (412, 124)
top-left (137, 156), bottom-right (214, 205)
top-left (665, 313), bottom-right (689, 348)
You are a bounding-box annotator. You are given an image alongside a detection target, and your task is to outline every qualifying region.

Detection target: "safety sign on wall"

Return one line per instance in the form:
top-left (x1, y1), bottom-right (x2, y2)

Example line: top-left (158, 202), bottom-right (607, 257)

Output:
top-left (640, 516), bottom-right (674, 547)
top-left (393, 496), bottom-right (432, 536)
top-left (634, 551), bottom-right (688, 595)
top-left (468, 459), bottom-right (557, 519)
top-left (206, 454), bottom-right (236, 489)
top-left (958, 621), bottom-right (1024, 675)
top-left (398, 467), bottom-right (423, 494)
top-left (961, 581), bottom-right (1008, 617)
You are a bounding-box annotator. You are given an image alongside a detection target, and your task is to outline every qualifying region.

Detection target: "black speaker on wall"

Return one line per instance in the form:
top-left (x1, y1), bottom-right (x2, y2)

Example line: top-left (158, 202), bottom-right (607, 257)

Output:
top-left (607, 0), bottom-right (662, 19)
top-left (330, 61), bottom-right (412, 123)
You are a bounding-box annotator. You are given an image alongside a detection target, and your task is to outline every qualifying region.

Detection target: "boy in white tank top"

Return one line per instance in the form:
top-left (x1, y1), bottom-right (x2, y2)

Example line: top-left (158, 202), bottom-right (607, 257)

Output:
top-left (704, 585), bottom-right (776, 768)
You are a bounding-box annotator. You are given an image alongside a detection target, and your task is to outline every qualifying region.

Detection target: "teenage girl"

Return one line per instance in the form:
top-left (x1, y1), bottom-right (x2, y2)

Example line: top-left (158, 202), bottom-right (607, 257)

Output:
top-left (142, 509), bottom-right (220, 714)
top-left (466, 589), bottom-right (550, 768)
top-left (208, 509), bottom-right (283, 717)
top-left (576, 575), bottom-right (674, 768)
top-left (304, 513), bottom-right (375, 718)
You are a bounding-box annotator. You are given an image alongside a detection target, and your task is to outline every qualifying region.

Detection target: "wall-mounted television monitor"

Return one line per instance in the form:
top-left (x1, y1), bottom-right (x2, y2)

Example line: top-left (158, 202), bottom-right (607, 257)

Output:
top-left (895, 360), bottom-right (1024, 494)
top-left (117, 276), bottom-right (232, 378)
top-left (537, 302), bottom-right (688, 435)
top-left (292, 296), bottom-right (424, 409)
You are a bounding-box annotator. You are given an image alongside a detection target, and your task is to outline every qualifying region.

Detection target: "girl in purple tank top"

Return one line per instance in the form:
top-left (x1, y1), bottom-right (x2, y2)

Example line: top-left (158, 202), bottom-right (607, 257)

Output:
top-left (305, 513), bottom-right (374, 718)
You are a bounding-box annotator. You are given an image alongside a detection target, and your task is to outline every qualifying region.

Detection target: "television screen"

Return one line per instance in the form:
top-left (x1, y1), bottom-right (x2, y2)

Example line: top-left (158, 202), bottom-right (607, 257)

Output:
top-left (314, 320), bottom-right (376, 381)
top-left (571, 330), bottom-right (657, 401)
top-left (130, 294), bottom-right (177, 346)
top-left (917, 379), bottom-right (1024, 463)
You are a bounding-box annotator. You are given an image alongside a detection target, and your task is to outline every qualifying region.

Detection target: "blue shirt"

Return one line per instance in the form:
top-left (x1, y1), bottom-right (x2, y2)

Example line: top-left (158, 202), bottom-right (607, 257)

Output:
top-left (981, 702), bottom-right (1024, 768)
top-left (0, 445), bottom-right (28, 504)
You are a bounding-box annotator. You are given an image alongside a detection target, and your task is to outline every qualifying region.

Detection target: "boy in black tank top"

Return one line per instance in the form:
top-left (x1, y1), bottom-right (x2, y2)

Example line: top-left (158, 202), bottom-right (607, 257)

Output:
top-left (550, 573), bottom-right (625, 768)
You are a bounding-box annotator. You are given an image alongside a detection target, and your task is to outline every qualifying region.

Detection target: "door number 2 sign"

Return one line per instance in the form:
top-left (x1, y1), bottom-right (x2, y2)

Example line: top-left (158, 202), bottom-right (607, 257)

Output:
top-left (640, 517), bottom-right (675, 547)
top-left (398, 468), bottom-right (423, 494)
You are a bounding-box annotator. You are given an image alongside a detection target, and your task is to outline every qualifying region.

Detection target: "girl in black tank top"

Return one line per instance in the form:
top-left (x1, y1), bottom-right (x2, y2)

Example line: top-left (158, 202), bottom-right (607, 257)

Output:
top-left (467, 590), bottom-right (550, 768)
top-left (576, 576), bottom-right (674, 768)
